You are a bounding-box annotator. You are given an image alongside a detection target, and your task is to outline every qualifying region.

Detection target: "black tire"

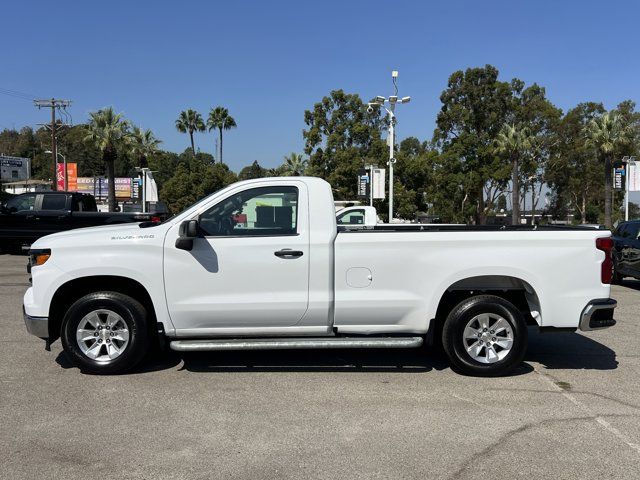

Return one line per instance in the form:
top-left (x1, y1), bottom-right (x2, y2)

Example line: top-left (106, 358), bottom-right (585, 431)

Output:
top-left (61, 292), bottom-right (149, 374)
top-left (442, 295), bottom-right (527, 377)
top-left (612, 268), bottom-right (624, 285)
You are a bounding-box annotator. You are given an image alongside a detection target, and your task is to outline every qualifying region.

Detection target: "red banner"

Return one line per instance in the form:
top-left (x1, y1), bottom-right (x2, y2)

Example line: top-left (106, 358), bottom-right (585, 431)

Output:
top-left (56, 163), bottom-right (78, 191)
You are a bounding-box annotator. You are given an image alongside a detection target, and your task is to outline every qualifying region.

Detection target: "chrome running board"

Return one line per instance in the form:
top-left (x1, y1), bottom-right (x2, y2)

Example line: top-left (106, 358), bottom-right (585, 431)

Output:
top-left (169, 336), bottom-right (423, 352)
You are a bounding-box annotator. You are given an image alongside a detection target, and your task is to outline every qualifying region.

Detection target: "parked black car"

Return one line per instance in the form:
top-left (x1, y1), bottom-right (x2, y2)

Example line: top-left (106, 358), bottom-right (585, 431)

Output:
top-left (0, 191), bottom-right (167, 252)
top-left (612, 220), bottom-right (640, 282)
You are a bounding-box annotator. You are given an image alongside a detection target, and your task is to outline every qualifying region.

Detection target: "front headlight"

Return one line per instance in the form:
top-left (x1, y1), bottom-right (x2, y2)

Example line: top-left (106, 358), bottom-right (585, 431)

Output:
top-left (29, 248), bottom-right (51, 267)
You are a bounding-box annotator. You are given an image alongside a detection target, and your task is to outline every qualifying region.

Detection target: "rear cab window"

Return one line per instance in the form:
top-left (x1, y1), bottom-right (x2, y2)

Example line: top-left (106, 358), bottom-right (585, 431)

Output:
top-left (337, 209), bottom-right (366, 225)
top-left (40, 194), bottom-right (68, 211)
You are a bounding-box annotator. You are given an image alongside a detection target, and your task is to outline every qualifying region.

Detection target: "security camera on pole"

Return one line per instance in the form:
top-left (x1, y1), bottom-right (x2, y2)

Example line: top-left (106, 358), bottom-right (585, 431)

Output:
top-left (368, 71), bottom-right (410, 222)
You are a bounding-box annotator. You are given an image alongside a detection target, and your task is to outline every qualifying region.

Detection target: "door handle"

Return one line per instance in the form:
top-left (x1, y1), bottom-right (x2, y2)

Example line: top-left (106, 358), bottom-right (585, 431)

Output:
top-left (274, 249), bottom-right (303, 258)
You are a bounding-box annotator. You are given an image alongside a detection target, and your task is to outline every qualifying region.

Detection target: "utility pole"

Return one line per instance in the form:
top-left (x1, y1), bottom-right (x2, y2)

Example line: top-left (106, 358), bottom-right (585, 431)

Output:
top-left (368, 71), bottom-right (411, 222)
top-left (34, 98), bottom-right (71, 191)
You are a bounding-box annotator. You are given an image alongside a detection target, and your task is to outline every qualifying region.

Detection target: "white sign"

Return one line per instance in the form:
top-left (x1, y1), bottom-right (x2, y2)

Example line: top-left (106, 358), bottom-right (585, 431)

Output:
top-left (629, 162), bottom-right (640, 192)
top-left (372, 168), bottom-right (386, 199)
top-left (0, 155), bottom-right (30, 182)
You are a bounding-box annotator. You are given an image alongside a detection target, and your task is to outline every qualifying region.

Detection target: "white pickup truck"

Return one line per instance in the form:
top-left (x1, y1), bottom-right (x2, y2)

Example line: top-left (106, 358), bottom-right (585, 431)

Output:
top-left (23, 177), bottom-right (617, 376)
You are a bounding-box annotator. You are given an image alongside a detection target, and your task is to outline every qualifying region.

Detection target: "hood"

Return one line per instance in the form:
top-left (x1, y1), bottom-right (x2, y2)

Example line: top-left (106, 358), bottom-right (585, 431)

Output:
top-left (31, 222), bottom-right (168, 249)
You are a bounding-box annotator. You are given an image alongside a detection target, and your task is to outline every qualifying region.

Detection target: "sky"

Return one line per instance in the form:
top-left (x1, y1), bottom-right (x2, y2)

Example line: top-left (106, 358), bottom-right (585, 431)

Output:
top-left (2, 0), bottom-right (640, 201)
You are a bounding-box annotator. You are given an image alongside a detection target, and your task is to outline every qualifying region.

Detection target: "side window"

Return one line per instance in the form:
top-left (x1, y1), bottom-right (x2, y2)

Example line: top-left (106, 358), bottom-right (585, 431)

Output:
top-left (40, 194), bottom-right (68, 211)
top-left (76, 195), bottom-right (95, 212)
top-left (5, 194), bottom-right (36, 212)
top-left (337, 209), bottom-right (365, 225)
top-left (629, 224), bottom-right (640, 240)
top-left (199, 186), bottom-right (298, 236)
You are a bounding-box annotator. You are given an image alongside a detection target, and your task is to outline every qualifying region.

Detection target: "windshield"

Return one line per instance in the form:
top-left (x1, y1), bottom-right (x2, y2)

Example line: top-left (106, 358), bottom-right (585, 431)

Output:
top-left (159, 186), bottom-right (228, 225)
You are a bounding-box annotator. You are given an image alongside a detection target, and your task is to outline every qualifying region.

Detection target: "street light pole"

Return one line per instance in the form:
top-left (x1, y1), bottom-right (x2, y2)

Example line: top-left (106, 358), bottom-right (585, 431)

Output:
top-left (367, 71), bottom-right (410, 222)
top-left (388, 107), bottom-right (395, 221)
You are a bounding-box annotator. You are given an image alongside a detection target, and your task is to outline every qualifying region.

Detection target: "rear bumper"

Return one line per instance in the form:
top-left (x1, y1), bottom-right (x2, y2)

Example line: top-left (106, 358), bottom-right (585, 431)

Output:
top-left (579, 299), bottom-right (617, 331)
top-left (23, 306), bottom-right (49, 339)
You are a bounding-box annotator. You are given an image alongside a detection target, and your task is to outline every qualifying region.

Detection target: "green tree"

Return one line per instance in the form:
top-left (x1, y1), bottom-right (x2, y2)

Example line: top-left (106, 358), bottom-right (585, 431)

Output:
top-left (585, 111), bottom-right (633, 228)
top-left (495, 124), bottom-right (531, 224)
top-left (129, 126), bottom-right (161, 168)
top-left (160, 154), bottom-right (237, 213)
top-left (434, 65), bottom-right (516, 224)
top-left (238, 160), bottom-right (266, 180)
top-left (84, 107), bottom-right (130, 212)
top-left (510, 83), bottom-right (561, 216)
top-left (281, 153), bottom-right (307, 176)
top-left (391, 137), bottom-right (436, 219)
top-left (547, 103), bottom-right (605, 223)
top-left (207, 106), bottom-right (237, 164)
top-left (175, 109), bottom-right (205, 155)
top-left (303, 89), bottom-right (386, 199)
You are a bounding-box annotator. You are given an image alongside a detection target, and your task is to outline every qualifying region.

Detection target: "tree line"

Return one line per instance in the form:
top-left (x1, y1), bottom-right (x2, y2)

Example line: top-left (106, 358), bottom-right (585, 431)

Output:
top-left (1, 64), bottom-right (638, 225)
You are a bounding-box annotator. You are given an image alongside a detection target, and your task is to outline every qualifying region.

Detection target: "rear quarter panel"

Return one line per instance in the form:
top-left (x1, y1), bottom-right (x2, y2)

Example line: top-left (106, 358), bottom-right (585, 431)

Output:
top-left (333, 230), bottom-right (611, 333)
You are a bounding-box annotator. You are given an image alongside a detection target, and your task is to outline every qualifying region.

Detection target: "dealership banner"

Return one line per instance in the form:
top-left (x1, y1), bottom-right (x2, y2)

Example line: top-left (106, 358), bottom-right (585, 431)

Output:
top-left (56, 163), bottom-right (78, 191)
top-left (75, 177), bottom-right (133, 199)
top-left (614, 168), bottom-right (624, 190)
top-left (357, 168), bottom-right (369, 199)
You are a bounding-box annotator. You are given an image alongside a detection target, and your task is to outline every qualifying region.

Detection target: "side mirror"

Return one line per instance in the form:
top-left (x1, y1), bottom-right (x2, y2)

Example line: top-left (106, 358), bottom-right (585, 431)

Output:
top-left (175, 219), bottom-right (199, 251)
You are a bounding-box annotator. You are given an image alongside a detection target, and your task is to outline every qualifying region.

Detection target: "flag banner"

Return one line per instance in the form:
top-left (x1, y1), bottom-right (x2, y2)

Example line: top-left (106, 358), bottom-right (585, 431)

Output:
top-left (614, 168), bottom-right (624, 191)
top-left (372, 168), bottom-right (386, 199)
top-left (357, 169), bottom-right (369, 199)
top-left (629, 162), bottom-right (640, 192)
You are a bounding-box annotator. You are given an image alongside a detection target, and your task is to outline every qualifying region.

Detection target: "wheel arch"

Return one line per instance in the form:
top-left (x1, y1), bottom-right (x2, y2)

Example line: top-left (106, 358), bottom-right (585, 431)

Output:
top-left (48, 275), bottom-right (158, 342)
top-left (427, 275), bottom-right (541, 347)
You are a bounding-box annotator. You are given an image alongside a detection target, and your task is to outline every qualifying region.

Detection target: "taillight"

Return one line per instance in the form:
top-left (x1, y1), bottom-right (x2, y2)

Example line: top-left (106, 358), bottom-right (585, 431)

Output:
top-left (151, 216), bottom-right (161, 223)
top-left (595, 237), bottom-right (614, 284)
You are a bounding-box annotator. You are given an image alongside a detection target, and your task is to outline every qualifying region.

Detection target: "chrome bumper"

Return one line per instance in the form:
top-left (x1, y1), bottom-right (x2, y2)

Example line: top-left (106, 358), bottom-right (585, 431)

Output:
top-left (23, 307), bottom-right (49, 339)
top-left (579, 299), bottom-right (617, 331)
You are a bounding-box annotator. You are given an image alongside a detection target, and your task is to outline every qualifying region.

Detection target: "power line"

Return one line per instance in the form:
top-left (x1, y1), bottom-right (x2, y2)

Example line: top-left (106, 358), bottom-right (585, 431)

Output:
top-left (34, 98), bottom-right (72, 191)
top-left (0, 87), bottom-right (38, 101)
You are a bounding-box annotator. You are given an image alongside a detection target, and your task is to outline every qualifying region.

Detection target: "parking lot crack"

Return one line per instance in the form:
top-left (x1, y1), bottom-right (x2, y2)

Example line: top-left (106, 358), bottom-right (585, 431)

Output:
top-left (447, 414), bottom-right (609, 480)
top-left (485, 387), bottom-right (640, 411)
top-left (535, 367), bottom-right (640, 455)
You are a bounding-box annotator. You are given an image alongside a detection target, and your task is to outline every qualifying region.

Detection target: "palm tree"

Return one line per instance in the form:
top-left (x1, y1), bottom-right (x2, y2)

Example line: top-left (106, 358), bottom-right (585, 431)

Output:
top-left (495, 124), bottom-right (531, 225)
top-left (175, 109), bottom-right (205, 155)
top-left (85, 107), bottom-right (130, 212)
top-left (282, 153), bottom-right (308, 176)
top-left (130, 126), bottom-right (161, 168)
top-left (586, 112), bottom-right (633, 229)
top-left (207, 107), bottom-right (237, 164)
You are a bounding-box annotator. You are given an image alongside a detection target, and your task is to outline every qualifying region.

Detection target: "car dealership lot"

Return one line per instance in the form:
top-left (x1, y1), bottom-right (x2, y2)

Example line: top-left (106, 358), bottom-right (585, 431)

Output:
top-left (1, 254), bottom-right (639, 479)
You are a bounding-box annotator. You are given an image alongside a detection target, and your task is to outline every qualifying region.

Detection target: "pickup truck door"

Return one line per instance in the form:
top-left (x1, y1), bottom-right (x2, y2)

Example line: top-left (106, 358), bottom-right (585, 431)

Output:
top-left (33, 193), bottom-right (73, 235)
top-left (163, 182), bottom-right (310, 331)
top-left (1, 193), bottom-right (38, 245)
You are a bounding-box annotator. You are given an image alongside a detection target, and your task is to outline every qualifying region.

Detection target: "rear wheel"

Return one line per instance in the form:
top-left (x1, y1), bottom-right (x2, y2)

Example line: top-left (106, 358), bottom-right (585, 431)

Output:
top-left (61, 292), bottom-right (149, 374)
top-left (442, 295), bottom-right (527, 376)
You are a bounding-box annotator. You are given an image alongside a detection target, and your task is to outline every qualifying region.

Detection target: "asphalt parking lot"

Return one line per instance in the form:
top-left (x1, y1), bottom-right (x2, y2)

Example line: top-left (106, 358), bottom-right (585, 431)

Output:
top-left (1, 254), bottom-right (639, 479)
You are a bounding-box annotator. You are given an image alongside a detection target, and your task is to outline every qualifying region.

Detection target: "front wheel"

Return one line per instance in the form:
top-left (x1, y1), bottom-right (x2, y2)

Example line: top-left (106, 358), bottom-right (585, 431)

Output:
top-left (442, 295), bottom-right (527, 376)
top-left (61, 292), bottom-right (149, 374)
